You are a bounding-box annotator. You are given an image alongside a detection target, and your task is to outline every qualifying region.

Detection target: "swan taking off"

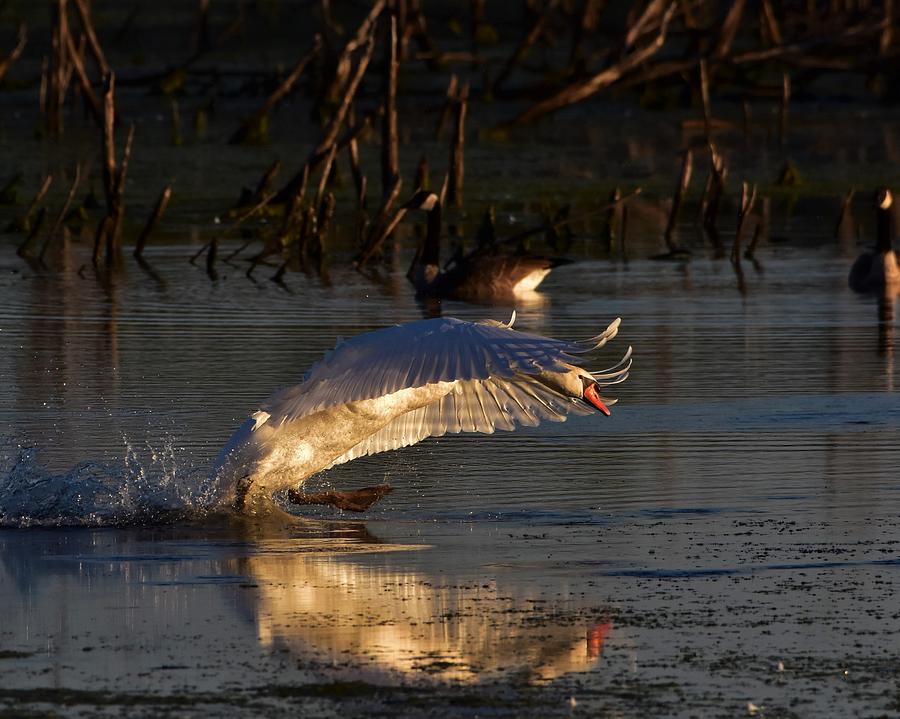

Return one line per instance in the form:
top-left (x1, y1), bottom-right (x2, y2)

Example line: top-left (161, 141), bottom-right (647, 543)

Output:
top-left (212, 315), bottom-right (632, 515)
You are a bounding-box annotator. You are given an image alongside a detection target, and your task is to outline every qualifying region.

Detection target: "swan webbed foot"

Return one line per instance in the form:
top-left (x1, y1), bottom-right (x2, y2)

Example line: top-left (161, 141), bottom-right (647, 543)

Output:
top-left (287, 484), bottom-right (394, 512)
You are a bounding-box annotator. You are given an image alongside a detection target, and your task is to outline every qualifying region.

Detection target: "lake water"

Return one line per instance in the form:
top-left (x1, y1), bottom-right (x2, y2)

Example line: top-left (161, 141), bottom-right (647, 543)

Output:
top-left (1, 91), bottom-right (899, 715)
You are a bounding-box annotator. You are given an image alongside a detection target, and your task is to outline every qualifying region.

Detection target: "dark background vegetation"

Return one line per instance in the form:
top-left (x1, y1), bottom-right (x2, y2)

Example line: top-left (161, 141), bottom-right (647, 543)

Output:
top-left (0, 0), bottom-right (897, 279)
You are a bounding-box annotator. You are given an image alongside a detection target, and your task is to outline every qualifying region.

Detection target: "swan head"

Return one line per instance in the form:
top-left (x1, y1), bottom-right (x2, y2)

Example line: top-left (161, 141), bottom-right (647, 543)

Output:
top-left (534, 366), bottom-right (618, 417)
top-left (532, 330), bottom-right (632, 417)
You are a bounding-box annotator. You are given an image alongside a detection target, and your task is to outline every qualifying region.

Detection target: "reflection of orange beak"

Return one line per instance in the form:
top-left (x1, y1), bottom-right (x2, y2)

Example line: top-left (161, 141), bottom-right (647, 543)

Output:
top-left (584, 383), bottom-right (611, 416)
top-left (587, 621), bottom-right (613, 657)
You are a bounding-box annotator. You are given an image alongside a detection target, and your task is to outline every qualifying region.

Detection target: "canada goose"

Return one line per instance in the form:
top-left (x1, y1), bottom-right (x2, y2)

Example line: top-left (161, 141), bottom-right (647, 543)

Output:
top-left (404, 191), bottom-right (567, 301)
top-left (849, 188), bottom-right (900, 292)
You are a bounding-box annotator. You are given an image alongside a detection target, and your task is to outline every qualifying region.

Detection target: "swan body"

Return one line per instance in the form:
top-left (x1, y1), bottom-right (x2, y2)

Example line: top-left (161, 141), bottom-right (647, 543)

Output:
top-left (212, 315), bottom-right (631, 515)
top-left (849, 188), bottom-right (900, 293)
top-left (404, 191), bottom-right (565, 301)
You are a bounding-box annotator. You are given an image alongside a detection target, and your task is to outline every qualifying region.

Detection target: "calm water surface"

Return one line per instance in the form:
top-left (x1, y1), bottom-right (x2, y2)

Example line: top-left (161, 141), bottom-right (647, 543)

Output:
top-left (0, 98), bottom-right (899, 714)
top-left (1, 238), bottom-right (898, 716)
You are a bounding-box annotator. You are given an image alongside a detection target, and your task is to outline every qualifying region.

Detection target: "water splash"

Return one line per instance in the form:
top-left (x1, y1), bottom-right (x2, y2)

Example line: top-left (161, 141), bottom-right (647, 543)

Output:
top-left (0, 437), bottom-right (214, 528)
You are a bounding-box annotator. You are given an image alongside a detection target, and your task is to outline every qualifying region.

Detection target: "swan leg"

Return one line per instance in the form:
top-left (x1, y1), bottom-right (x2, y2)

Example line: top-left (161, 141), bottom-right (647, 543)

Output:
top-left (287, 484), bottom-right (394, 512)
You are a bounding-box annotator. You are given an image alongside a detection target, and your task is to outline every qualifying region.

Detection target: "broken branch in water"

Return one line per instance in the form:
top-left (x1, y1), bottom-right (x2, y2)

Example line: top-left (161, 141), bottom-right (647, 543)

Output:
top-left (134, 184), bottom-right (173, 260)
top-left (10, 174), bottom-right (53, 235)
top-left (314, 143), bottom-right (338, 211)
top-left (447, 81), bottom-right (469, 209)
top-left (324, 0), bottom-right (384, 104)
top-left (506, 2), bottom-right (675, 126)
top-left (414, 154), bottom-right (429, 192)
top-left (702, 145), bottom-right (727, 252)
top-left (71, 0), bottom-right (109, 76)
top-left (62, 25), bottom-right (104, 128)
top-left (663, 149), bottom-right (692, 252)
top-left (39, 163), bottom-right (82, 263)
top-left (404, 0), bottom-right (443, 71)
top-left (46, 0), bottom-right (74, 137)
top-left (381, 12), bottom-right (400, 197)
top-left (491, 0), bottom-right (559, 96)
top-left (714, 0), bottom-right (747, 59)
top-left (311, 191), bottom-right (336, 260)
top-left (699, 58), bottom-right (712, 141)
top-left (356, 177), bottom-right (403, 266)
top-left (347, 106), bottom-right (367, 211)
top-left (229, 34), bottom-right (322, 144)
top-left (277, 35), bottom-right (377, 203)
top-left (779, 72), bottom-right (790, 144)
top-left (250, 160), bottom-right (281, 206)
top-left (94, 73), bottom-right (134, 267)
top-left (732, 180), bottom-right (758, 264)
top-left (502, 187), bottom-right (643, 249)
top-left (0, 22), bottom-right (27, 84)
top-left (435, 73), bottom-right (458, 140)
top-left (834, 188), bottom-right (855, 239)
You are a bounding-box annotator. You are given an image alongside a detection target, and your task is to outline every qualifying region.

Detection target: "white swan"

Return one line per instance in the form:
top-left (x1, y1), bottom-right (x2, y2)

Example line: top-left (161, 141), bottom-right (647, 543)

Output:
top-left (212, 314), bottom-right (631, 515)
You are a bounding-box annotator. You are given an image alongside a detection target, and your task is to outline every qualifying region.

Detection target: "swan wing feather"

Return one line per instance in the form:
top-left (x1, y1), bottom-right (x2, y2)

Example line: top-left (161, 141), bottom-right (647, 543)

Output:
top-left (321, 375), bottom-right (594, 470)
top-left (266, 317), bottom-right (618, 423)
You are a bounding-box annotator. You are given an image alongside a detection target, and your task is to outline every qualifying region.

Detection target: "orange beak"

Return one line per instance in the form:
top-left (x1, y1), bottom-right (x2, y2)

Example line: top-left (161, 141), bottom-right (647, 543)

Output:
top-left (584, 383), bottom-right (611, 416)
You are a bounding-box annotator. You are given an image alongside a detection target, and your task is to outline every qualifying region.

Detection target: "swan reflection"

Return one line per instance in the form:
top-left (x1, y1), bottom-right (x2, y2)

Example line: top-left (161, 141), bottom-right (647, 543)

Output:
top-left (240, 547), bottom-right (612, 683)
top-left (0, 520), bottom-right (613, 688)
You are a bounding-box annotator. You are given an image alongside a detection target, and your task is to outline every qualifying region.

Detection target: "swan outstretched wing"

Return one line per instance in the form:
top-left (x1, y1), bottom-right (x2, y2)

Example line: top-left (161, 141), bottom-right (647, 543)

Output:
top-left (321, 374), bottom-right (596, 470)
top-left (323, 342), bottom-right (631, 470)
top-left (265, 317), bottom-right (623, 423)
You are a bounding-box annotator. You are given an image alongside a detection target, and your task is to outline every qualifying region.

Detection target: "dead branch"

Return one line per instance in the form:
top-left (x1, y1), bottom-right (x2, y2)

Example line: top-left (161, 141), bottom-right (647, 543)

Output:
top-left (435, 73), bottom-right (458, 140)
top-left (39, 164), bottom-right (82, 262)
top-left (11, 174), bottom-right (53, 234)
top-left (62, 26), bottom-right (104, 128)
top-left (834, 188), bottom-right (855, 239)
top-left (492, 0), bottom-right (560, 95)
top-left (229, 34), bottom-right (322, 144)
top-left (625, 0), bottom-right (668, 49)
top-left (356, 177), bottom-right (403, 266)
top-left (134, 184), bottom-right (173, 259)
top-left (663, 149), bottom-right (693, 251)
top-left (381, 12), bottom-right (400, 196)
top-left (447, 82), bottom-right (469, 209)
top-left (72, 0), bottom-right (110, 76)
top-left (714, 0), bottom-right (747, 58)
top-left (731, 180), bottom-right (757, 263)
top-left (507, 2), bottom-right (675, 126)
top-left (314, 143), bottom-right (338, 210)
top-left (0, 22), bottom-right (27, 83)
